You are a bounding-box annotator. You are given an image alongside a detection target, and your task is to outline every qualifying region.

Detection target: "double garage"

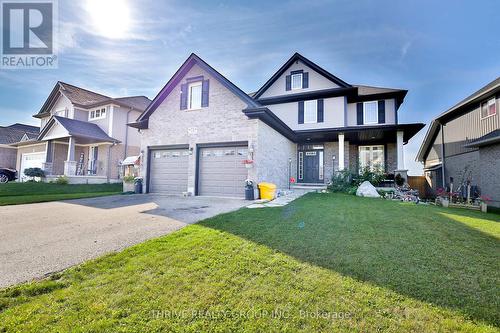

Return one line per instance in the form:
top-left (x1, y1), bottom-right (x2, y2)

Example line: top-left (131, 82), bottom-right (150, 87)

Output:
top-left (148, 142), bottom-right (249, 198)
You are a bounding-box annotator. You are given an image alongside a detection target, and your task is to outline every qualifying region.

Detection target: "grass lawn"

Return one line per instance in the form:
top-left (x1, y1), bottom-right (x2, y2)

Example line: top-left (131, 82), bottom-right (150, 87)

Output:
top-left (0, 193), bottom-right (499, 332)
top-left (0, 182), bottom-right (123, 206)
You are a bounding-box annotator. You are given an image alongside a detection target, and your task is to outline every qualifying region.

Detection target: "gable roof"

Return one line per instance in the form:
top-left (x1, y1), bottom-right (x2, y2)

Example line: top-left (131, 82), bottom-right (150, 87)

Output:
top-left (0, 123), bottom-right (40, 145)
top-left (132, 53), bottom-right (259, 129)
top-left (7, 123), bottom-right (40, 133)
top-left (35, 82), bottom-right (151, 118)
top-left (38, 116), bottom-right (118, 143)
top-left (253, 53), bottom-right (352, 99)
top-left (416, 77), bottom-right (500, 162)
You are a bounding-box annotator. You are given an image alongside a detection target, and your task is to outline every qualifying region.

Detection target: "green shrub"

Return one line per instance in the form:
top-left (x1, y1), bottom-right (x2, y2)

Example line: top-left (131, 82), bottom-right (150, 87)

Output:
top-left (123, 175), bottom-right (135, 183)
top-left (24, 168), bottom-right (45, 181)
top-left (354, 166), bottom-right (386, 186)
top-left (329, 167), bottom-right (387, 195)
top-left (55, 176), bottom-right (69, 185)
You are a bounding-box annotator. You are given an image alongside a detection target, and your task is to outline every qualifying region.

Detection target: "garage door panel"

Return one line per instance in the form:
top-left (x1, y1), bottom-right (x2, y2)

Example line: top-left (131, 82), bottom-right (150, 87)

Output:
top-left (149, 149), bottom-right (189, 195)
top-left (199, 146), bottom-right (248, 198)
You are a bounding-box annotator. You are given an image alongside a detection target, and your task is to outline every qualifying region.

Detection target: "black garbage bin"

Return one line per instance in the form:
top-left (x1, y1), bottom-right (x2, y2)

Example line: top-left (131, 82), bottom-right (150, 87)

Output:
top-left (134, 177), bottom-right (143, 194)
top-left (245, 181), bottom-right (254, 200)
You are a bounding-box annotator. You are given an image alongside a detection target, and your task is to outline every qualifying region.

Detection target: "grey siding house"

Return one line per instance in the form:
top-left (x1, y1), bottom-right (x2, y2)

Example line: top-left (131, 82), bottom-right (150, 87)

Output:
top-left (417, 77), bottom-right (500, 207)
top-left (13, 82), bottom-right (151, 183)
top-left (131, 53), bottom-right (424, 198)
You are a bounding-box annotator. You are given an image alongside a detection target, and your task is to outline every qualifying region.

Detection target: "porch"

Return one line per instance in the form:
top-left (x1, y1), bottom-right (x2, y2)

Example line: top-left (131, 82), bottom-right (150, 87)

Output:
top-left (293, 124), bottom-right (425, 185)
top-left (38, 116), bottom-right (120, 182)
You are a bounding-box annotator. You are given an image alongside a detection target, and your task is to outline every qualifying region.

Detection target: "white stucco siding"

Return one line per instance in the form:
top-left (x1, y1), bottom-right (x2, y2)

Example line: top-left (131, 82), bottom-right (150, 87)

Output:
top-left (267, 96), bottom-right (346, 130)
top-left (347, 98), bottom-right (397, 126)
top-left (140, 63), bottom-right (259, 193)
top-left (260, 60), bottom-right (340, 98)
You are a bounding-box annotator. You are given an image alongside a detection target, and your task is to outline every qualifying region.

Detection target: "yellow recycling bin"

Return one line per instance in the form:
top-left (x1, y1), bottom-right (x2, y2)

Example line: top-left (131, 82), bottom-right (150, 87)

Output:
top-left (258, 182), bottom-right (277, 200)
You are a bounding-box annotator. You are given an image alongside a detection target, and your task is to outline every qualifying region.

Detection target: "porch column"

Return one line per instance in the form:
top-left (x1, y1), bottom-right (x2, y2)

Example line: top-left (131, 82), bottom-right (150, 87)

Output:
top-left (395, 130), bottom-right (408, 182)
top-left (338, 133), bottom-right (345, 171)
top-left (396, 131), bottom-right (405, 170)
top-left (64, 137), bottom-right (76, 176)
top-left (42, 140), bottom-right (54, 175)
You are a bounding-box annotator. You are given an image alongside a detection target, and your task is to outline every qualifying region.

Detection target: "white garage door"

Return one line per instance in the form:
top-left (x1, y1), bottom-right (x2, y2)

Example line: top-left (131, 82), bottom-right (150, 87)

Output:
top-left (20, 152), bottom-right (45, 181)
top-left (198, 146), bottom-right (248, 198)
top-left (149, 149), bottom-right (189, 194)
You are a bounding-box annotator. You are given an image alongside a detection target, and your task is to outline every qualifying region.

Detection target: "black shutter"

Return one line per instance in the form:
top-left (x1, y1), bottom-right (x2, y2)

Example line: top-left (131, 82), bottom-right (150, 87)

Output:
top-left (286, 75), bottom-right (291, 91)
top-left (201, 80), bottom-right (209, 107)
top-left (298, 101), bottom-right (304, 124)
top-left (180, 83), bottom-right (188, 110)
top-left (302, 72), bottom-right (309, 88)
top-left (317, 99), bottom-right (324, 123)
top-left (357, 103), bottom-right (363, 125)
top-left (378, 100), bottom-right (385, 124)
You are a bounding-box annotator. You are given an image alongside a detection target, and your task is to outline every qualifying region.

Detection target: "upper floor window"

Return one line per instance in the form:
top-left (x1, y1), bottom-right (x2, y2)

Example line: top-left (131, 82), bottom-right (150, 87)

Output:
top-left (363, 101), bottom-right (378, 124)
top-left (89, 107), bottom-right (106, 120)
top-left (481, 98), bottom-right (496, 119)
top-left (304, 100), bottom-right (317, 123)
top-left (291, 73), bottom-right (303, 90)
top-left (188, 81), bottom-right (202, 110)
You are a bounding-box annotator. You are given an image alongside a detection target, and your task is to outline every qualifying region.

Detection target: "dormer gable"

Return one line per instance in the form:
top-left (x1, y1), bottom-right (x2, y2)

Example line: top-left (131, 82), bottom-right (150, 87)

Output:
top-left (253, 53), bottom-right (351, 99)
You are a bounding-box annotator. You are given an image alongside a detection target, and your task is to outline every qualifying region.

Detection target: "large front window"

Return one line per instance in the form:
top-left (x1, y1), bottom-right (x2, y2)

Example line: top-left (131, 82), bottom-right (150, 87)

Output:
top-left (188, 81), bottom-right (202, 110)
top-left (363, 101), bottom-right (378, 124)
top-left (359, 145), bottom-right (384, 172)
top-left (304, 100), bottom-right (317, 123)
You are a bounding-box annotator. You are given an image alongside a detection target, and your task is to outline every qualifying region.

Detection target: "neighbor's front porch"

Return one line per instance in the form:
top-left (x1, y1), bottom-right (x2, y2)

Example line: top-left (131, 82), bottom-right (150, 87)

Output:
top-left (38, 116), bottom-right (120, 184)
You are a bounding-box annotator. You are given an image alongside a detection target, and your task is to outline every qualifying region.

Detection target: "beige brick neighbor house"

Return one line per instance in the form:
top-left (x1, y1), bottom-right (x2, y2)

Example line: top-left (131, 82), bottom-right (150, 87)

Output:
top-left (131, 53), bottom-right (425, 197)
top-left (13, 82), bottom-right (150, 183)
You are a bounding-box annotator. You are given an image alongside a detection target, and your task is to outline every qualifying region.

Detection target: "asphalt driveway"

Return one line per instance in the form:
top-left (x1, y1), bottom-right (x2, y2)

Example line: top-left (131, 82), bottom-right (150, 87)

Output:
top-left (0, 194), bottom-right (248, 288)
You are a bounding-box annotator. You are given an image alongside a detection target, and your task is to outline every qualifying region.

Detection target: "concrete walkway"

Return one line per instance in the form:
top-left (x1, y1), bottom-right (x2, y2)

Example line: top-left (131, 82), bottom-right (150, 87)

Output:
top-left (247, 189), bottom-right (313, 208)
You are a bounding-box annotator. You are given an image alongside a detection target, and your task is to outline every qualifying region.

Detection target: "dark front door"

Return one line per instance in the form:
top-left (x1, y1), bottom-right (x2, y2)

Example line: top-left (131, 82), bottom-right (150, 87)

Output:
top-left (303, 151), bottom-right (320, 183)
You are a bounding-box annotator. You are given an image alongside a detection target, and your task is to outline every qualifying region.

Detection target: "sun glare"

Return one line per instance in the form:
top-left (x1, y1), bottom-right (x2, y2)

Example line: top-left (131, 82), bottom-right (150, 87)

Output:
top-left (85, 0), bottom-right (131, 39)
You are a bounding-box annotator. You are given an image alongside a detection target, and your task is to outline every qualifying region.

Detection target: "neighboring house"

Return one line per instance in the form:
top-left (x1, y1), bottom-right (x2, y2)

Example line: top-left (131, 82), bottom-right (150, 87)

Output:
top-left (417, 77), bottom-right (500, 207)
top-left (130, 53), bottom-right (424, 198)
top-left (0, 124), bottom-right (39, 169)
top-left (12, 82), bottom-right (151, 183)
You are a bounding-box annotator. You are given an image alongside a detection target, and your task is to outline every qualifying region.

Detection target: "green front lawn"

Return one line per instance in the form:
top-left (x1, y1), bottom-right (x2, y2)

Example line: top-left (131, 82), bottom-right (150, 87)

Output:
top-left (1, 193), bottom-right (499, 332)
top-left (0, 182), bottom-right (123, 205)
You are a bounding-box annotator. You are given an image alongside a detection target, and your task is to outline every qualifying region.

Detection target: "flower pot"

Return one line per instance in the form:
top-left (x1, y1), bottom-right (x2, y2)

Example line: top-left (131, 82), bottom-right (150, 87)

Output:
top-left (123, 182), bottom-right (134, 193)
top-left (441, 199), bottom-right (449, 208)
top-left (480, 202), bottom-right (488, 213)
top-left (244, 163), bottom-right (253, 169)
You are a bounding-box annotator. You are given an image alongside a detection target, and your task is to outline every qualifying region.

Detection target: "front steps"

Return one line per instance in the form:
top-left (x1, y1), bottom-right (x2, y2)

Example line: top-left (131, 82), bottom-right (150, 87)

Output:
top-left (291, 183), bottom-right (327, 191)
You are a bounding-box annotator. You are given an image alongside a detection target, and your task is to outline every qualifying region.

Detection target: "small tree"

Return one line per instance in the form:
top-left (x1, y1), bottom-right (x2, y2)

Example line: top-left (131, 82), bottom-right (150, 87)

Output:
top-left (24, 167), bottom-right (45, 182)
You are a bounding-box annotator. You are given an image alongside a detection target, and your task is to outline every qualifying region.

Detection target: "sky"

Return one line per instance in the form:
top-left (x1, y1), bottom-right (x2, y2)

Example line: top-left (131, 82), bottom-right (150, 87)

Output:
top-left (1, 0), bottom-right (499, 175)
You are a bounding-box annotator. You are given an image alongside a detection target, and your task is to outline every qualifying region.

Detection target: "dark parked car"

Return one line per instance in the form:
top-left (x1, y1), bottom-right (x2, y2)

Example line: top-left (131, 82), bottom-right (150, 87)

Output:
top-left (0, 168), bottom-right (17, 183)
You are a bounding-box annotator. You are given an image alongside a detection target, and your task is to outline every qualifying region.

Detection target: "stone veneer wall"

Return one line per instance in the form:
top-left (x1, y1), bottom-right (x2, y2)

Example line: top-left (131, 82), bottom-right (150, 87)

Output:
top-left (254, 121), bottom-right (296, 189)
top-left (324, 141), bottom-right (350, 182)
top-left (139, 63), bottom-right (259, 193)
top-left (479, 144), bottom-right (500, 207)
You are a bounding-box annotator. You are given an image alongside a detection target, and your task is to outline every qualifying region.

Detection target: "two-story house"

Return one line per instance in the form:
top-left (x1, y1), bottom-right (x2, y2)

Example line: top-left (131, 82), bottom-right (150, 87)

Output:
top-left (13, 82), bottom-right (151, 183)
top-left (131, 53), bottom-right (424, 197)
top-left (417, 77), bottom-right (500, 207)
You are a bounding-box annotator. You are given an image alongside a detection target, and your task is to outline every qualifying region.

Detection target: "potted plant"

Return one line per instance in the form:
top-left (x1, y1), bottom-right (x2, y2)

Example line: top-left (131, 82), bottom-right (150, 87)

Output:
top-left (242, 159), bottom-right (254, 169)
top-left (435, 188), bottom-right (450, 207)
top-left (478, 195), bottom-right (491, 213)
top-left (123, 175), bottom-right (135, 193)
